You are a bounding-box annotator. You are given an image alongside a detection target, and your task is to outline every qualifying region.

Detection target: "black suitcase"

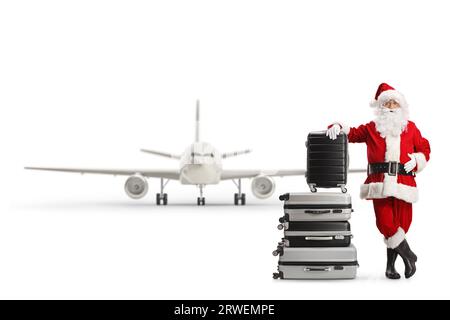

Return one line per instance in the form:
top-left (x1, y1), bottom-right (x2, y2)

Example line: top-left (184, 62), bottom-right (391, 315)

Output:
top-left (306, 131), bottom-right (348, 193)
top-left (281, 221), bottom-right (352, 247)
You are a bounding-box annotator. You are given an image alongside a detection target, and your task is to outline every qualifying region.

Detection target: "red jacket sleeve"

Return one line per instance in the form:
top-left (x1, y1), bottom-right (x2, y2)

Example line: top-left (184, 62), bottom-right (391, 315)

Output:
top-left (328, 122), bottom-right (368, 143)
top-left (411, 123), bottom-right (430, 173)
top-left (413, 125), bottom-right (431, 161)
top-left (348, 124), bottom-right (369, 143)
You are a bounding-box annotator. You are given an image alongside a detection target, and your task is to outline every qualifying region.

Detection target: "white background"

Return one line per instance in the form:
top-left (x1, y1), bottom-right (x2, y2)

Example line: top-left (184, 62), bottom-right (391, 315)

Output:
top-left (0, 0), bottom-right (448, 299)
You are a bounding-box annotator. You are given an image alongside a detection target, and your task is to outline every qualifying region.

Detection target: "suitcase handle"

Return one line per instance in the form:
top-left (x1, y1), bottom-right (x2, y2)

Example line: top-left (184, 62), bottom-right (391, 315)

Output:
top-left (305, 236), bottom-right (334, 241)
top-left (304, 210), bottom-right (331, 214)
top-left (304, 267), bottom-right (332, 272)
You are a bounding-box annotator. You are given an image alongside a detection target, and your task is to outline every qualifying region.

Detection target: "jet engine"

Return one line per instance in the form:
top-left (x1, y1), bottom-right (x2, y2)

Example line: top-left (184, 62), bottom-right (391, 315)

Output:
top-left (251, 175), bottom-right (276, 199)
top-left (124, 174), bottom-right (148, 199)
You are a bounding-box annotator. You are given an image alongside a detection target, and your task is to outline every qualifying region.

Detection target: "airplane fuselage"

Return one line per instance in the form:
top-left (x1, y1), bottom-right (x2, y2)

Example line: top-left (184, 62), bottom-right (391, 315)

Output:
top-left (179, 142), bottom-right (222, 185)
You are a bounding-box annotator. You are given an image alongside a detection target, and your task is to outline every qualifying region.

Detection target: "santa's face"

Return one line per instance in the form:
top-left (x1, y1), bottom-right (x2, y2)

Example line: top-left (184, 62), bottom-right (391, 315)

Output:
top-left (382, 99), bottom-right (400, 110)
top-left (374, 100), bottom-right (408, 137)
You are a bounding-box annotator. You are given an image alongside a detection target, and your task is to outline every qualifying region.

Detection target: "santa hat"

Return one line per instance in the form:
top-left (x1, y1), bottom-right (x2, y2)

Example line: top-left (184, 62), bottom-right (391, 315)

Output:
top-left (370, 83), bottom-right (408, 110)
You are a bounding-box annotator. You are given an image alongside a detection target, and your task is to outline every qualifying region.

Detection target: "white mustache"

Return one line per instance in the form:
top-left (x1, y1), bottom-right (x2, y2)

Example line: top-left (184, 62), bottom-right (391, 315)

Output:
top-left (381, 107), bottom-right (400, 114)
top-left (374, 106), bottom-right (408, 137)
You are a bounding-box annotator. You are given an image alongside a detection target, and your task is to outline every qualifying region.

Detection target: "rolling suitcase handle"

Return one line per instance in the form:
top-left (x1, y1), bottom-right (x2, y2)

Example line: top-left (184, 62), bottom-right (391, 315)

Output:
top-left (304, 209), bottom-right (331, 214)
top-left (304, 267), bottom-right (332, 272)
top-left (305, 236), bottom-right (334, 241)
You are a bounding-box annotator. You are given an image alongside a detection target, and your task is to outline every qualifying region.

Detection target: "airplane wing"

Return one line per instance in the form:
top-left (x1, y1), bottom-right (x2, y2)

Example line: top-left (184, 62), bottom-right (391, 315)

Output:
top-left (25, 167), bottom-right (180, 180)
top-left (221, 168), bottom-right (366, 180)
top-left (220, 169), bottom-right (307, 180)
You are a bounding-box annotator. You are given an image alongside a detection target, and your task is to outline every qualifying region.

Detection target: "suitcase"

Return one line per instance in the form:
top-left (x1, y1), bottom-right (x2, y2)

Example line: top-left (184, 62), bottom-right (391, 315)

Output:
top-left (280, 221), bottom-right (352, 247)
top-left (306, 131), bottom-right (348, 193)
top-left (279, 192), bottom-right (352, 222)
top-left (273, 244), bottom-right (358, 280)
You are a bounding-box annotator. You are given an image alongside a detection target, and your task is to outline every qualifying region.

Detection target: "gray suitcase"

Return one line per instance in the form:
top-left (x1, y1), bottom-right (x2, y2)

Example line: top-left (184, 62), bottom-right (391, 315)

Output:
top-left (273, 244), bottom-right (358, 280)
top-left (279, 192), bottom-right (352, 222)
top-left (281, 221), bottom-right (352, 247)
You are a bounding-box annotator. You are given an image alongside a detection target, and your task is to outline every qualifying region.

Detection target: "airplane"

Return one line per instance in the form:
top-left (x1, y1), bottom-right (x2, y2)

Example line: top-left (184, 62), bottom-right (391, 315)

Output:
top-left (25, 102), bottom-right (361, 205)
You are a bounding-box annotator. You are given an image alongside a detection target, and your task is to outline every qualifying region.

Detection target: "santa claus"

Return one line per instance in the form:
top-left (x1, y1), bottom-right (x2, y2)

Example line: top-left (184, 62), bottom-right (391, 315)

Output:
top-left (326, 83), bottom-right (430, 279)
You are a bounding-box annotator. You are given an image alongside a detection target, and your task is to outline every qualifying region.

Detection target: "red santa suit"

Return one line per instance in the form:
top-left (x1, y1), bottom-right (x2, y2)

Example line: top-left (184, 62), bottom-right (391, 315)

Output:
top-left (333, 84), bottom-right (431, 249)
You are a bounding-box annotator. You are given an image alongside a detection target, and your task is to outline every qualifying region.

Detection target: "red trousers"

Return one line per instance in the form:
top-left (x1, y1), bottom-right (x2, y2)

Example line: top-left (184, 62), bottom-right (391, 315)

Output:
top-left (372, 197), bottom-right (413, 238)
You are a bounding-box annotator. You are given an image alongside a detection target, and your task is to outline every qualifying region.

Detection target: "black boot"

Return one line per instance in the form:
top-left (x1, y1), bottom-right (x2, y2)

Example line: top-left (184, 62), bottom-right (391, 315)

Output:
top-left (385, 248), bottom-right (400, 279)
top-left (394, 240), bottom-right (417, 279)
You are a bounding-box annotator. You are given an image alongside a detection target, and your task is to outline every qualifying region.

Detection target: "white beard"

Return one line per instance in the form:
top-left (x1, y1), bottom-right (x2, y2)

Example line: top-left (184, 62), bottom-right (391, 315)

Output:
top-left (374, 106), bottom-right (409, 137)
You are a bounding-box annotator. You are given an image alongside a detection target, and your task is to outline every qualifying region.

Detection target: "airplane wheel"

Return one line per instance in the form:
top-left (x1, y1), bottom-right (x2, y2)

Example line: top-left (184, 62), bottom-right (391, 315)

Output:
top-left (234, 193), bottom-right (239, 205)
top-left (156, 193), bottom-right (161, 205)
top-left (163, 193), bottom-right (168, 205)
top-left (198, 197), bottom-right (205, 206)
top-left (241, 193), bottom-right (246, 205)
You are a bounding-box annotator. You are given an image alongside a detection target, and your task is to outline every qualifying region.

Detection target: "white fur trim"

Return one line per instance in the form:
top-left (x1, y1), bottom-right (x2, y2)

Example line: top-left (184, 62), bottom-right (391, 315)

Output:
top-left (413, 152), bottom-right (427, 173)
top-left (384, 135), bottom-right (400, 162)
top-left (360, 182), bottom-right (418, 203)
top-left (370, 89), bottom-right (408, 110)
top-left (331, 122), bottom-right (350, 135)
top-left (381, 133), bottom-right (402, 199)
top-left (385, 227), bottom-right (406, 249)
top-left (341, 124), bottom-right (350, 135)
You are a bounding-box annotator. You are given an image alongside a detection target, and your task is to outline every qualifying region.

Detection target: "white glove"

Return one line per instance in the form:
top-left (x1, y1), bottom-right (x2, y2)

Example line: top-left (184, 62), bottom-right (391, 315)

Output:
top-left (326, 124), bottom-right (341, 140)
top-left (404, 153), bottom-right (417, 173)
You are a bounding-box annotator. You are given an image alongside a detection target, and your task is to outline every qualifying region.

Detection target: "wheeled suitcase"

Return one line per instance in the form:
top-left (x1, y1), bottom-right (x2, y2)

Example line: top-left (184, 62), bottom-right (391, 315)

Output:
top-left (273, 244), bottom-right (358, 280)
top-left (306, 131), bottom-right (348, 193)
top-left (280, 221), bottom-right (352, 247)
top-left (279, 192), bottom-right (352, 222)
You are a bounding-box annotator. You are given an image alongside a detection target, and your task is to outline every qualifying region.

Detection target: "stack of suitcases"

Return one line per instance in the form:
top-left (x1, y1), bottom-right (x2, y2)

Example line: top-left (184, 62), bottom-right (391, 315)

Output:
top-left (272, 131), bottom-right (358, 280)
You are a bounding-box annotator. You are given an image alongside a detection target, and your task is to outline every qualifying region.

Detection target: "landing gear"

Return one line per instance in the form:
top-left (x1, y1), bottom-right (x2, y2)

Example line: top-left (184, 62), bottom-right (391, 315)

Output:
top-left (197, 185), bottom-right (205, 206)
top-left (156, 178), bottom-right (169, 205)
top-left (232, 179), bottom-right (246, 205)
top-left (197, 197), bottom-right (205, 206)
top-left (234, 193), bottom-right (246, 205)
top-left (156, 193), bottom-right (168, 205)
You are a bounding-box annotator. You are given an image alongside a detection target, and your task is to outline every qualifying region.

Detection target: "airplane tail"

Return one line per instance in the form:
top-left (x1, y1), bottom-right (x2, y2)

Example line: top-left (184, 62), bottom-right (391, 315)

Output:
top-left (195, 100), bottom-right (200, 142)
top-left (141, 100), bottom-right (201, 159)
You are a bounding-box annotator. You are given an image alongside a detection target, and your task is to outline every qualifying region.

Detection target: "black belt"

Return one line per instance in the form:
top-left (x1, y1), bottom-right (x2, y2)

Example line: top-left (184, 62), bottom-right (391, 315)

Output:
top-left (368, 162), bottom-right (415, 176)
